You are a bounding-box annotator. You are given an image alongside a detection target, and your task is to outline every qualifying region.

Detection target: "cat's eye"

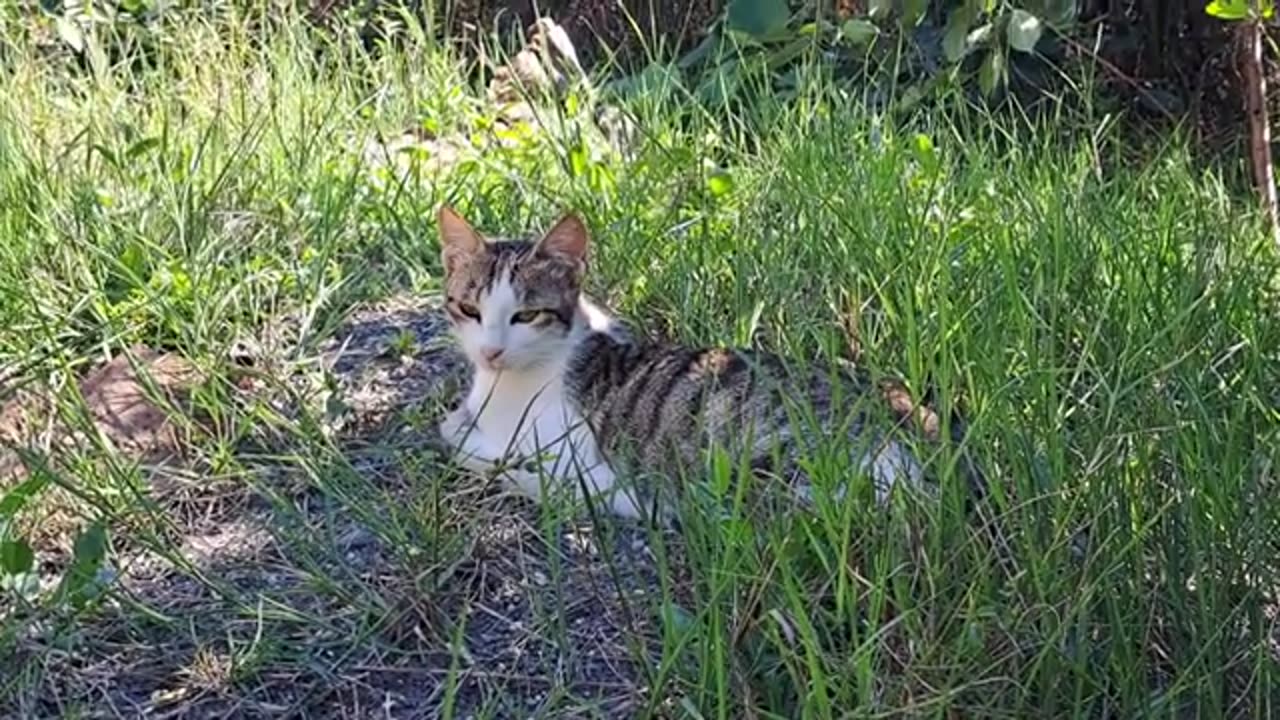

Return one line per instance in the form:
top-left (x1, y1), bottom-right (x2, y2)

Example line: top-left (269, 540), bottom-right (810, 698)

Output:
top-left (510, 309), bottom-right (543, 325)
top-left (453, 301), bottom-right (481, 320)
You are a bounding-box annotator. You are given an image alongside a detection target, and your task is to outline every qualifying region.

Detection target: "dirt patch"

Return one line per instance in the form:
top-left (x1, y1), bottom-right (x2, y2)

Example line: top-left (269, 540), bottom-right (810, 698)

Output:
top-left (0, 346), bottom-right (199, 474)
top-left (0, 346), bottom-right (204, 558)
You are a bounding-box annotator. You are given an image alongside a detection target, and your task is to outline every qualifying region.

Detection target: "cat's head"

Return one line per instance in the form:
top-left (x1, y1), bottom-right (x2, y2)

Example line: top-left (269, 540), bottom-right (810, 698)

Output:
top-left (437, 206), bottom-right (589, 373)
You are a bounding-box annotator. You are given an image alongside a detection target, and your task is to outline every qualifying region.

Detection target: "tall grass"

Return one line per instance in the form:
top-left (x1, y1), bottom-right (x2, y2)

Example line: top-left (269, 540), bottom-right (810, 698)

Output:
top-left (1, 5), bottom-right (1277, 718)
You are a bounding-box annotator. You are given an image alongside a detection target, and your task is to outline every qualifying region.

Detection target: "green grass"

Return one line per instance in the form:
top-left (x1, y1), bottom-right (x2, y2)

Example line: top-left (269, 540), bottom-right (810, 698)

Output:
top-left (2, 6), bottom-right (1279, 718)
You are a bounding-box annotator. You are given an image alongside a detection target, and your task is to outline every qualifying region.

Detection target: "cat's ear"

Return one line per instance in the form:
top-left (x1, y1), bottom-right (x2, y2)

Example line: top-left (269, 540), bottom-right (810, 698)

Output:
top-left (535, 213), bottom-right (590, 265)
top-left (438, 205), bottom-right (484, 272)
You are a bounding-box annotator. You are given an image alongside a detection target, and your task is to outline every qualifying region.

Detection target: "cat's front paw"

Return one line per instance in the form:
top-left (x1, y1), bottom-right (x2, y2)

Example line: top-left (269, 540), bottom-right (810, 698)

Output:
top-left (437, 405), bottom-right (473, 448)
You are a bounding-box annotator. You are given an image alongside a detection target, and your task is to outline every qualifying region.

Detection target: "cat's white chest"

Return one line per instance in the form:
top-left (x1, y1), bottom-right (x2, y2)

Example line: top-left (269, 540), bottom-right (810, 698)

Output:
top-left (448, 366), bottom-right (642, 520)
top-left (466, 371), bottom-right (600, 472)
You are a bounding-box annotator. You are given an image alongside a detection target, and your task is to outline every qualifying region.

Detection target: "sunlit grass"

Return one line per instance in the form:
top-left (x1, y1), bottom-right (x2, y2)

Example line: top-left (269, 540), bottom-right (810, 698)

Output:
top-left (1, 5), bottom-right (1277, 718)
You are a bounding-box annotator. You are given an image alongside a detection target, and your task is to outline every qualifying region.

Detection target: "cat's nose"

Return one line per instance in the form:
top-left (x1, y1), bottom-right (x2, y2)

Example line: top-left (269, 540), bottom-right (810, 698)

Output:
top-left (480, 346), bottom-right (505, 364)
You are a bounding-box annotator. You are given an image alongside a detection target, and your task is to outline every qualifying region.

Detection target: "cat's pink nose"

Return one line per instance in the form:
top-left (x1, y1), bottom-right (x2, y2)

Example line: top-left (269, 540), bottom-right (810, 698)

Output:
top-left (480, 346), bottom-right (504, 364)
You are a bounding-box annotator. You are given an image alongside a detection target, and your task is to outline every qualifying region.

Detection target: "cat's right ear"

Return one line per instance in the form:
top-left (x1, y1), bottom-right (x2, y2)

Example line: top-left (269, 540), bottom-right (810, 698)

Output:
top-left (438, 205), bottom-right (484, 273)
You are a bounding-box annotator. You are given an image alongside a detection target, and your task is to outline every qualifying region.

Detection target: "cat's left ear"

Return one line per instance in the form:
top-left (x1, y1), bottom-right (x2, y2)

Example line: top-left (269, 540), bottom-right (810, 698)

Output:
top-left (535, 213), bottom-right (590, 266)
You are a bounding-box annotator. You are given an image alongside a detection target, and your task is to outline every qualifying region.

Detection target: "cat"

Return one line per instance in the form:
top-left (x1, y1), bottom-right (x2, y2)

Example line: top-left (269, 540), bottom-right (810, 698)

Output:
top-left (434, 205), bottom-right (971, 523)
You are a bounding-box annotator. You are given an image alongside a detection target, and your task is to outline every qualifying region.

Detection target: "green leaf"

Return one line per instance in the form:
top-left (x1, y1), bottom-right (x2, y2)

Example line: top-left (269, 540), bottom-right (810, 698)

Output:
top-left (911, 133), bottom-right (939, 175)
top-left (606, 62), bottom-right (682, 103)
top-left (726, 0), bottom-right (790, 40)
top-left (979, 46), bottom-right (1005, 98)
top-left (56, 522), bottom-right (108, 608)
top-left (1006, 9), bottom-right (1043, 53)
top-left (72, 523), bottom-right (107, 567)
top-left (1040, 0), bottom-right (1078, 26)
top-left (967, 22), bottom-right (994, 46)
top-left (1, 571), bottom-right (40, 600)
top-left (120, 241), bottom-right (147, 280)
top-left (125, 137), bottom-right (161, 160)
top-left (706, 170), bottom-right (735, 198)
top-left (1, 540), bottom-right (34, 575)
top-left (1205, 0), bottom-right (1250, 20)
top-left (764, 35), bottom-right (812, 69)
top-left (569, 144), bottom-right (589, 177)
top-left (943, 5), bottom-right (978, 62)
top-left (841, 19), bottom-right (880, 46)
top-left (898, 83), bottom-right (928, 111)
top-left (868, 0), bottom-right (893, 19)
top-left (901, 0), bottom-right (928, 26)
top-left (665, 602), bottom-right (696, 634)
top-left (0, 473), bottom-right (49, 520)
top-left (56, 16), bottom-right (85, 53)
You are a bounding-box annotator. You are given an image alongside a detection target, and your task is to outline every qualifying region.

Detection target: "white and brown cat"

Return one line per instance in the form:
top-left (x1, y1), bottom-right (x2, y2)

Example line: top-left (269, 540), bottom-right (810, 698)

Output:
top-left (434, 206), bottom-right (974, 522)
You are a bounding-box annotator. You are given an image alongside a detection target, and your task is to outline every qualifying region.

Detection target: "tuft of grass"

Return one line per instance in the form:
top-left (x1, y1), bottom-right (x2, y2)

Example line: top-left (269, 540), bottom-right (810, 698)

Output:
top-left (1, 5), bottom-right (1278, 718)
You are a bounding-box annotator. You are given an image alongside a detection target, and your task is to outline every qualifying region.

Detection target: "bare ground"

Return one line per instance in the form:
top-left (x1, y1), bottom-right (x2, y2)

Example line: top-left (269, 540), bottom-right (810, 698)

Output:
top-left (1, 295), bottom-right (679, 719)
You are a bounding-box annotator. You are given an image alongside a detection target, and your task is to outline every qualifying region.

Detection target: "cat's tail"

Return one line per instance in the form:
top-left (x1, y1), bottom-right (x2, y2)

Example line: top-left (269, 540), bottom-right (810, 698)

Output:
top-left (879, 378), bottom-right (1020, 573)
top-left (878, 378), bottom-right (988, 502)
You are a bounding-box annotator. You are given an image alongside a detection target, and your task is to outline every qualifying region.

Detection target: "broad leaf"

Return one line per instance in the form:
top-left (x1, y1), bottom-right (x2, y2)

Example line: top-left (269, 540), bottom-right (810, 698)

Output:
top-left (841, 19), bottom-right (880, 46)
top-left (1205, 0), bottom-right (1250, 20)
top-left (979, 46), bottom-right (1005, 98)
top-left (120, 241), bottom-right (148, 279)
top-left (72, 523), bottom-right (107, 567)
top-left (943, 5), bottom-right (978, 62)
top-left (726, 0), bottom-right (790, 40)
top-left (1, 571), bottom-right (40, 601)
top-left (695, 61), bottom-right (744, 106)
top-left (55, 16), bottom-right (85, 53)
top-left (967, 22), bottom-right (995, 46)
top-left (868, 0), bottom-right (893, 19)
top-left (676, 31), bottom-right (721, 70)
top-left (56, 522), bottom-right (108, 609)
top-left (1, 540), bottom-right (34, 575)
top-left (1007, 9), bottom-right (1043, 53)
top-left (901, 0), bottom-right (929, 27)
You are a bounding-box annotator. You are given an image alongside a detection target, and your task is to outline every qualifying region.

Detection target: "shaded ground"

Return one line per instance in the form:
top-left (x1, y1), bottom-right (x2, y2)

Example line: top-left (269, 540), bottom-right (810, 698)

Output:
top-left (1, 295), bottom-right (678, 719)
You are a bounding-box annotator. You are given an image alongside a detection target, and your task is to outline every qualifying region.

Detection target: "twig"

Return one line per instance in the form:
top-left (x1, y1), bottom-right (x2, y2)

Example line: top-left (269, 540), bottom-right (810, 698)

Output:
top-left (1054, 27), bottom-right (1180, 122)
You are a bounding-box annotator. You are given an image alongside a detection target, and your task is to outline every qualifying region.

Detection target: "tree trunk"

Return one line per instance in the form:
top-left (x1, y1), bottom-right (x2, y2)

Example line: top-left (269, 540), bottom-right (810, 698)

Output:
top-left (1240, 19), bottom-right (1280, 246)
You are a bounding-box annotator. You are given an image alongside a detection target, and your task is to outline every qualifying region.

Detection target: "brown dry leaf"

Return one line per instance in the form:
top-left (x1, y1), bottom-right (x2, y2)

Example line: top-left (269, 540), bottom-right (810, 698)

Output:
top-left (77, 345), bottom-right (201, 463)
top-left (0, 346), bottom-right (203, 552)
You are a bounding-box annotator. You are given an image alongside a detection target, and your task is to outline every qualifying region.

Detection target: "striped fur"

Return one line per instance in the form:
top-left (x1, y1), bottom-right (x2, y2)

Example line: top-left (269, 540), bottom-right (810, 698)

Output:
top-left (436, 207), bottom-right (943, 522)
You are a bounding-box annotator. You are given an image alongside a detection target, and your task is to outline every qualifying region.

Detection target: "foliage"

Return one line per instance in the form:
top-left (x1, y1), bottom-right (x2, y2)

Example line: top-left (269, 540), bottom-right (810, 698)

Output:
top-left (593, 0), bottom-right (1085, 126)
top-left (1205, 0), bottom-right (1276, 21)
top-left (0, 469), bottom-right (108, 611)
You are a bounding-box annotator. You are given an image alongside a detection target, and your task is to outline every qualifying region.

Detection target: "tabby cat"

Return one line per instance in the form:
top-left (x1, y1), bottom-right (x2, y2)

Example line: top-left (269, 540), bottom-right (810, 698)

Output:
top-left (435, 206), bottom-right (963, 522)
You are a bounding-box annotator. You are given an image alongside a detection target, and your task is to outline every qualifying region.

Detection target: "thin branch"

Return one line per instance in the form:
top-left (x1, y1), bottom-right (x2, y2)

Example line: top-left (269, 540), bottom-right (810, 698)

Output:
top-left (1239, 15), bottom-right (1280, 245)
